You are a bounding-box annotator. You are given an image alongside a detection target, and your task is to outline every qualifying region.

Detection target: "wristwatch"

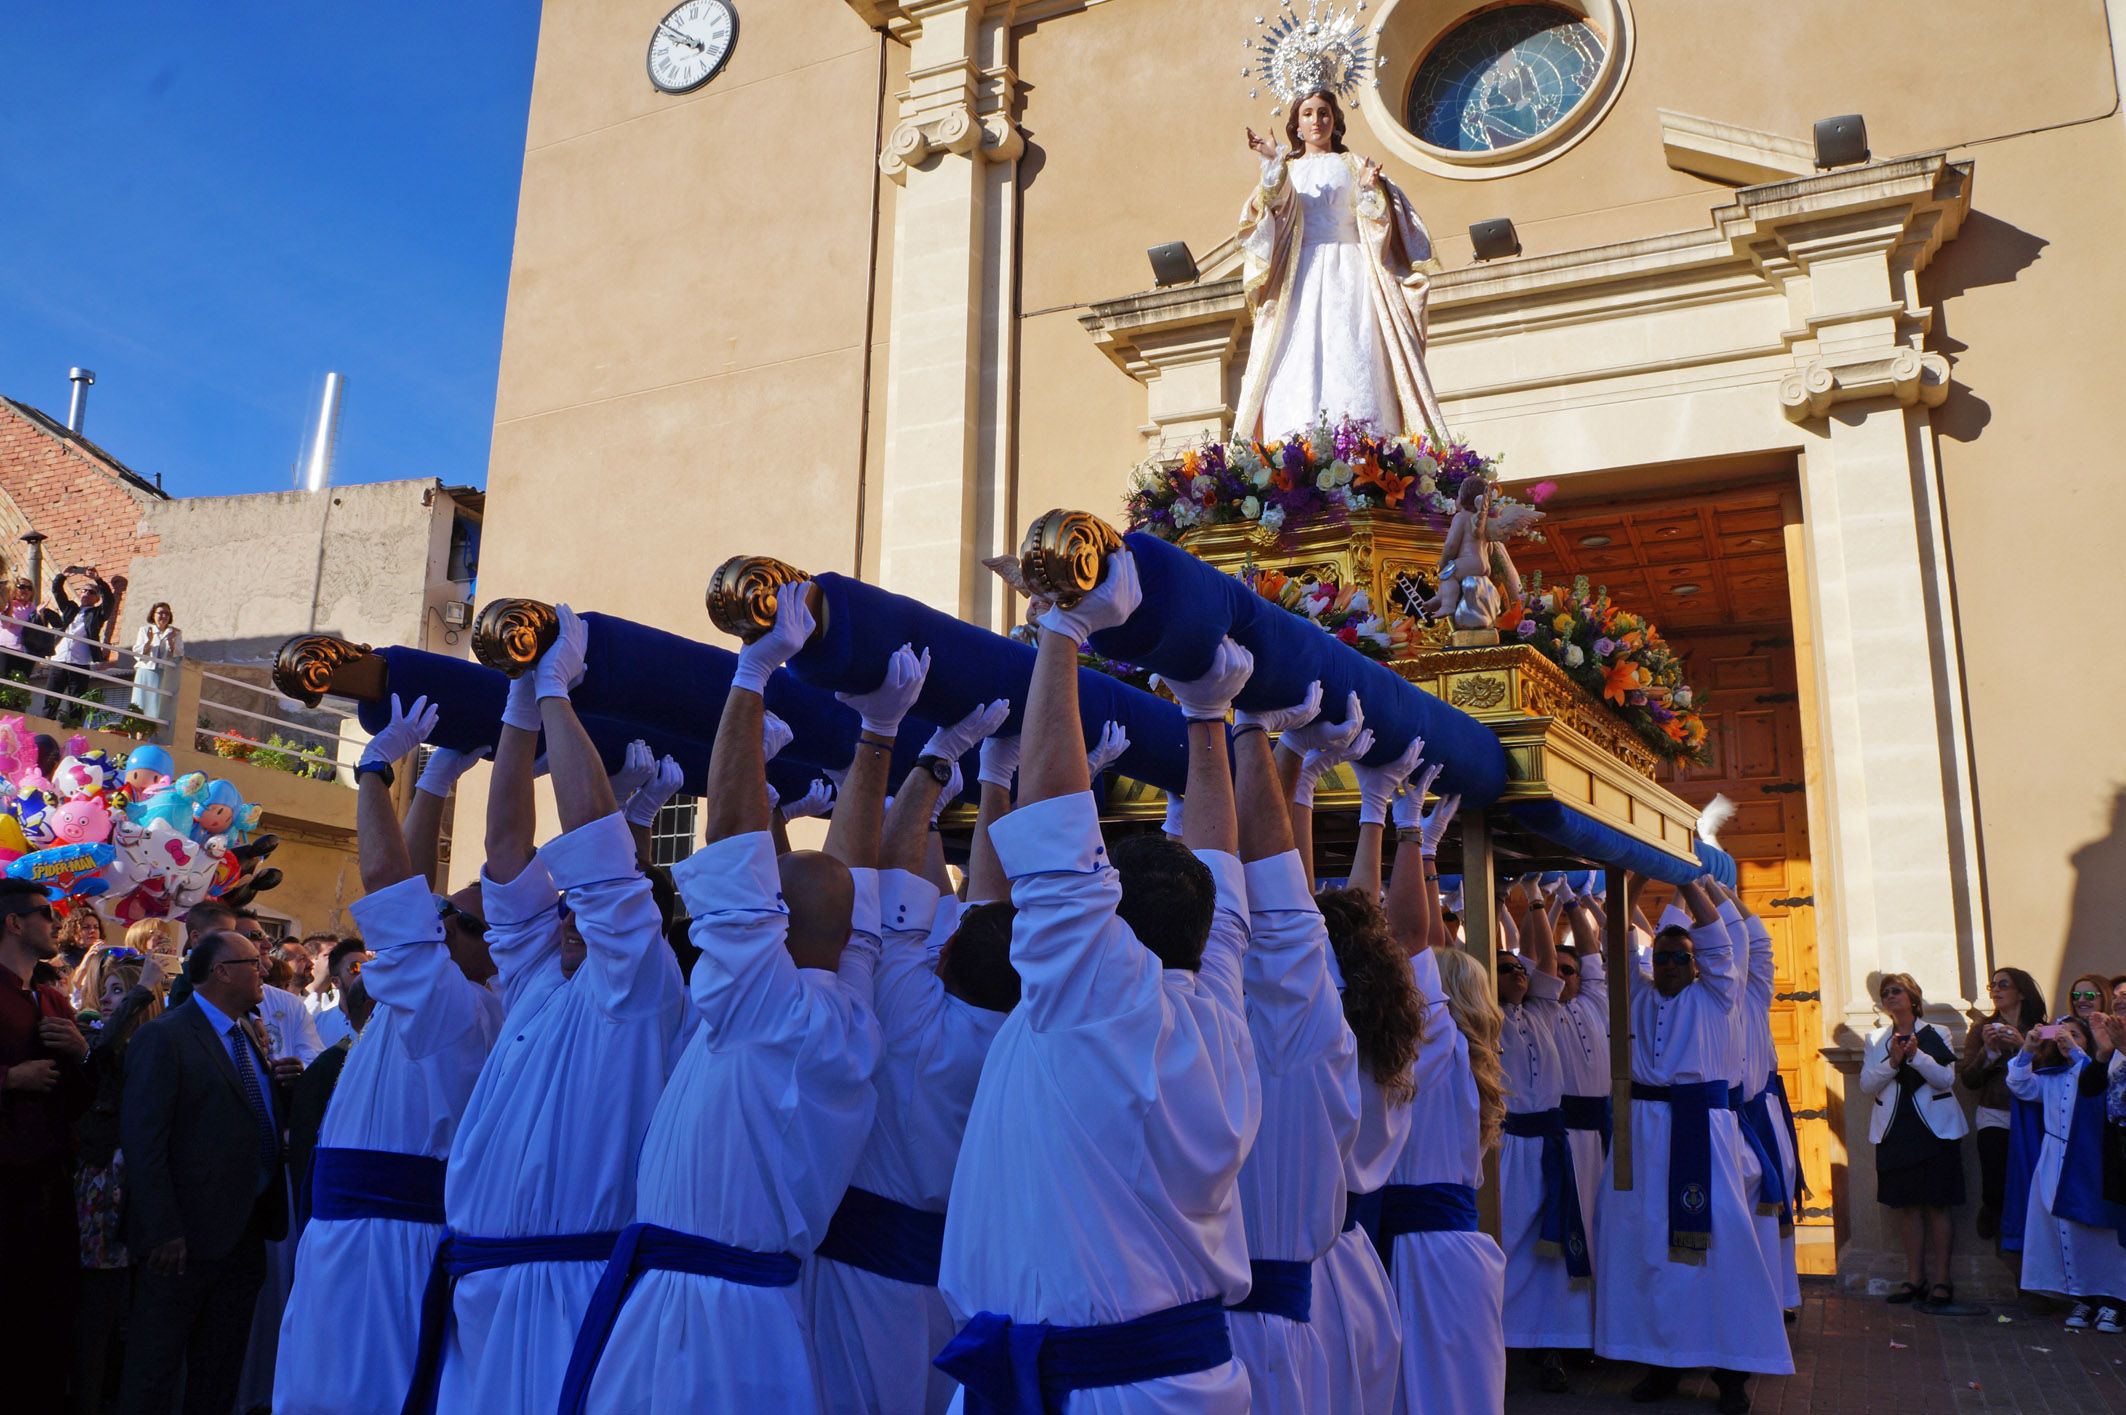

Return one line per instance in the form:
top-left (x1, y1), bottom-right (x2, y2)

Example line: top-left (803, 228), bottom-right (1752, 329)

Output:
top-left (914, 754), bottom-right (954, 785)
top-left (354, 759), bottom-right (395, 787)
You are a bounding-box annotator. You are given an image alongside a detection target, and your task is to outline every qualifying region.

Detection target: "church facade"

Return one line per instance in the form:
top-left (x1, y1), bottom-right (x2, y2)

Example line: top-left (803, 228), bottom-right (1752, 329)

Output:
top-left (468, 0), bottom-right (2126, 1283)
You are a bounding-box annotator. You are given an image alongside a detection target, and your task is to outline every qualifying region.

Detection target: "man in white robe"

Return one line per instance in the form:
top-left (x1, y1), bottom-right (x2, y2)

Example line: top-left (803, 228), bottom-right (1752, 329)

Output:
top-left (1593, 878), bottom-right (1790, 1414)
top-left (935, 550), bottom-right (1263, 1413)
top-left (1554, 887), bottom-right (1612, 1276)
top-left (1720, 885), bottom-right (1803, 1313)
top-left (274, 701), bottom-right (503, 1415)
top-left (403, 610), bottom-right (691, 1415)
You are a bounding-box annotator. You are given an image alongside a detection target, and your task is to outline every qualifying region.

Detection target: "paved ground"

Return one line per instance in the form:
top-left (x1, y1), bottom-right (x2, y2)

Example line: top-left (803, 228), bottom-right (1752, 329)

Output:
top-left (1503, 1284), bottom-right (2126, 1413)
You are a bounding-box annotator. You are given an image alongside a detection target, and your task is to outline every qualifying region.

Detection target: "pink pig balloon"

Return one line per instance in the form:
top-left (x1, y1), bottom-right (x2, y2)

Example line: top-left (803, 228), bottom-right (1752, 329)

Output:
top-left (48, 795), bottom-right (112, 847)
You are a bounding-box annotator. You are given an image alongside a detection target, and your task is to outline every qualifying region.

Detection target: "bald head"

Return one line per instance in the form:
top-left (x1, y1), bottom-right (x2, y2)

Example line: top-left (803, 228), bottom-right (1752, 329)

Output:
top-left (778, 850), bottom-right (854, 972)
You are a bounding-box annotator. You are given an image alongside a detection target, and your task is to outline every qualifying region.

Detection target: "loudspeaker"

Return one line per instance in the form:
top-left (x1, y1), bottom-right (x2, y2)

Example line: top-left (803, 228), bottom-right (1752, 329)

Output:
top-left (1146, 241), bottom-right (1199, 288)
top-left (1813, 114), bottom-right (1869, 170)
top-left (1468, 218), bottom-right (1521, 261)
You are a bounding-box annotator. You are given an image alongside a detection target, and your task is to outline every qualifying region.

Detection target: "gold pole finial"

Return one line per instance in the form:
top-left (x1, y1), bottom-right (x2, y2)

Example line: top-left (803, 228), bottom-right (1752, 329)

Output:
top-left (1018, 510), bottom-right (1121, 610)
top-left (706, 555), bottom-right (814, 643)
top-left (470, 599), bottom-right (559, 678)
top-left (272, 634), bottom-right (383, 707)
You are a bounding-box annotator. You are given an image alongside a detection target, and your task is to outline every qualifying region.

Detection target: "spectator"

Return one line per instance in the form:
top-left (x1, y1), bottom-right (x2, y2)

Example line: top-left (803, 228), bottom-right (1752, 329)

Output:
top-left (0, 878), bottom-right (94, 1414)
top-left (165, 900), bottom-right (238, 1007)
top-left (58, 909), bottom-right (108, 1005)
top-left (1962, 966), bottom-right (2047, 1242)
top-left (124, 919), bottom-right (183, 996)
top-left (39, 566), bottom-right (114, 727)
top-left (74, 944), bottom-right (159, 1028)
top-left (298, 934), bottom-right (339, 1013)
top-left (310, 938), bottom-right (371, 1048)
top-left (127, 601), bottom-right (182, 722)
top-left (71, 981), bottom-right (164, 1415)
top-left (1860, 972), bottom-right (1968, 1310)
top-left (116, 929), bottom-right (292, 1415)
top-left (2066, 973), bottom-right (2112, 1026)
top-left (0, 575), bottom-right (39, 662)
top-left (233, 913), bottom-right (321, 1068)
top-left (2006, 1015), bottom-right (2126, 1332)
top-left (274, 940), bottom-right (316, 997)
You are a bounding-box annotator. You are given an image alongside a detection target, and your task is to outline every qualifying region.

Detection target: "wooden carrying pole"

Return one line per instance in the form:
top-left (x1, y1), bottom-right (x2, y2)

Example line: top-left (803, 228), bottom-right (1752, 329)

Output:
top-left (1462, 809), bottom-right (1502, 1239)
top-left (1607, 864), bottom-right (1634, 1189)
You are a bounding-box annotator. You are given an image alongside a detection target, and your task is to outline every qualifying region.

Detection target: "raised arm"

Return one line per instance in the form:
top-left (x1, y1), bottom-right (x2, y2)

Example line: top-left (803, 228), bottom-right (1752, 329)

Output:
top-left (1384, 767), bottom-right (1451, 957)
top-left (534, 608), bottom-right (619, 833)
top-left (1677, 876), bottom-right (1739, 1012)
top-left (486, 671), bottom-right (542, 886)
top-left (831, 642), bottom-right (932, 868)
top-left (405, 744), bottom-right (487, 885)
top-left (965, 735), bottom-right (1019, 903)
top-left (1161, 639), bottom-right (1259, 1012)
top-left (1351, 732), bottom-right (1426, 902)
top-left (355, 693), bottom-right (436, 894)
top-left (708, 589), bottom-right (818, 844)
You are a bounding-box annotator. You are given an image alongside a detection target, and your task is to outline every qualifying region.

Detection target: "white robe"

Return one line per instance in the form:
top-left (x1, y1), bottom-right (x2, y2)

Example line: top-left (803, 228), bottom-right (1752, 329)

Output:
top-left (1592, 918), bottom-right (1791, 1375)
top-left (806, 870), bottom-right (1005, 1415)
top-left (236, 983), bottom-right (329, 1407)
top-left (1501, 971), bottom-right (1591, 1348)
top-left (1312, 1065), bottom-right (1410, 1415)
top-left (1729, 907), bottom-right (1800, 1310)
top-left (585, 836), bottom-right (883, 1414)
top-left (1226, 853), bottom-right (1360, 1415)
top-left (2007, 1052), bottom-right (2126, 1300)
top-left (939, 791), bottom-right (1260, 1415)
top-left (274, 875), bottom-right (504, 1415)
top-left (1550, 945), bottom-right (1610, 1275)
top-left (1389, 947), bottom-right (1504, 1415)
top-left (435, 813), bottom-right (690, 1415)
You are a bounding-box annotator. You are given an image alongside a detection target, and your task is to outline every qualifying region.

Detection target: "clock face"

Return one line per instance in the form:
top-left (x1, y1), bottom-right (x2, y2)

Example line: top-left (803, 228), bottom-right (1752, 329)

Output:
top-left (647, 0), bottom-right (737, 94)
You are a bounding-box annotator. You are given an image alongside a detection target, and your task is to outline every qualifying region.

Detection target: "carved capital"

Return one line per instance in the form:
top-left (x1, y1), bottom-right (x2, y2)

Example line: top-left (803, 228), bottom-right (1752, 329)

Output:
top-left (879, 104), bottom-right (1023, 181)
top-left (1778, 347), bottom-right (1950, 422)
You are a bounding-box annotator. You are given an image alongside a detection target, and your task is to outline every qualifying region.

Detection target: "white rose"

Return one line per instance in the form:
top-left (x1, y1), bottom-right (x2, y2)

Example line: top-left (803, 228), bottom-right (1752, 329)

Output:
top-left (1315, 469), bottom-right (1337, 491)
top-left (1413, 454), bottom-right (1439, 477)
top-left (1563, 643), bottom-right (1585, 668)
top-left (1242, 495), bottom-right (1262, 519)
top-left (1191, 474), bottom-right (1215, 497)
top-left (1331, 460), bottom-right (1354, 486)
top-left (1673, 687), bottom-right (1693, 708)
top-left (1250, 465), bottom-right (1272, 489)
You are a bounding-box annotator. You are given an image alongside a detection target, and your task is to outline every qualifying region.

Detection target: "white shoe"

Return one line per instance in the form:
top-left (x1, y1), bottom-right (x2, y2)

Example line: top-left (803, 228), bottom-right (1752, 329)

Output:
top-left (2097, 1304), bottom-right (2124, 1334)
top-left (2065, 1301), bottom-right (2095, 1329)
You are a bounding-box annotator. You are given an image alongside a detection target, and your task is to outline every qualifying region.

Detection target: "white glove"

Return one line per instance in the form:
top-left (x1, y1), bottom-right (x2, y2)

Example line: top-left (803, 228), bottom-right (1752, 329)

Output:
top-left (1235, 679), bottom-right (1322, 736)
top-left (977, 734), bottom-right (1021, 790)
top-left (1085, 721), bottom-right (1130, 776)
top-left (837, 643), bottom-right (930, 738)
top-left (1153, 637), bottom-right (1254, 721)
top-left (1391, 759), bottom-right (1446, 831)
top-left (1282, 692), bottom-right (1363, 755)
top-left (779, 778), bottom-right (836, 821)
top-left (609, 740), bottom-right (655, 802)
top-left (361, 694), bottom-right (437, 768)
top-left (534, 604), bottom-right (589, 701)
top-left (1037, 548), bottom-right (1142, 643)
top-left (762, 711), bottom-right (793, 764)
top-left (732, 589), bottom-right (816, 695)
top-left (501, 671), bottom-right (542, 734)
top-left (930, 760), bottom-right (964, 823)
top-left (1353, 733), bottom-right (1425, 827)
top-left (415, 744), bottom-right (489, 798)
top-left (623, 754), bottom-right (684, 827)
top-left (1162, 790), bottom-right (1185, 838)
top-left (1420, 793), bottom-right (1461, 857)
top-left (922, 699), bottom-right (1011, 764)
top-left (1294, 727), bottom-right (1371, 808)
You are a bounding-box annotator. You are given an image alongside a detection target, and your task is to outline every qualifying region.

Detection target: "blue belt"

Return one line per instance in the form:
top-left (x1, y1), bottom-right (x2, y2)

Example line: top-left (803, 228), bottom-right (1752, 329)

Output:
top-left (1735, 1085), bottom-right (1791, 1226)
top-left (309, 1147), bottom-right (447, 1227)
top-left (399, 1228), bottom-right (622, 1415)
top-left (1342, 1188), bottom-right (1382, 1238)
top-left (556, 1221), bottom-right (801, 1415)
top-left (1630, 1080), bottom-right (1731, 1262)
top-left (1503, 1107), bottom-right (1591, 1282)
top-left (1766, 1071), bottom-right (1807, 1203)
top-left (934, 1295), bottom-right (1233, 1415)
top-left (1560, 1093), bottom-right (1613, 1156)
top-left (1371, 1181), bottom-right (1479, 1276)
top-left (1228, 1258), bottom-right (1312, 1322)
top-left (813, 1184), bottom-right (947, 1288)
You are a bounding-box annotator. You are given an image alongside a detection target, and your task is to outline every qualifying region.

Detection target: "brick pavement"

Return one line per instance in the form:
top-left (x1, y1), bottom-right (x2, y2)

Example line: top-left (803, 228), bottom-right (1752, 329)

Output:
top-left (1503, 1283), bottom-right (2126, 1413)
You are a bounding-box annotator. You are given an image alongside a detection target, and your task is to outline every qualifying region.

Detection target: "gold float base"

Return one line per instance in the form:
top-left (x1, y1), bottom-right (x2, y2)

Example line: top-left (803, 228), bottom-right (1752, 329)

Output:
top-left (1449, 628), bottom-right (1501, 648)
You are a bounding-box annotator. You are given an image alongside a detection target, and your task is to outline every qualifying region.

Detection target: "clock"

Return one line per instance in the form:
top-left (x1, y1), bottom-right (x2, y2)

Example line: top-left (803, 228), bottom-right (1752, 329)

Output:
top-left (647, 0), bottom-right (737, 95)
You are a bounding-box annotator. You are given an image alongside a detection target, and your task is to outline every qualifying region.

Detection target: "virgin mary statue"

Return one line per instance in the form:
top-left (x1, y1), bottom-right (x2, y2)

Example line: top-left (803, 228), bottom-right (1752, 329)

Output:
top-left (1232, 86), bottom-right (1449, 444)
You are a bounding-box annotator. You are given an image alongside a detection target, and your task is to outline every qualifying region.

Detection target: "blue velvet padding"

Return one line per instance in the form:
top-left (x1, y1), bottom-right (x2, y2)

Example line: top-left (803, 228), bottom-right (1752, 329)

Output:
top-left (1084, 533), bottom-right (1506, 806)
top-left (1695, 838), bottom-right (1738, 888)
top-left (791, 573), bottom-right (1191, 794)
top-left (1508, 799), bottom-right (1708, 885)
top-left (362, 647), bottom-right (507, 750)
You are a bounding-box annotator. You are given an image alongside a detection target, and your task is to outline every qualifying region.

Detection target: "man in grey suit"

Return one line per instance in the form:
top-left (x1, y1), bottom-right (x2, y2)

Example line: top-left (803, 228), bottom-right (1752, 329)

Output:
top-left (119, 927), bottom-right (294, 1415)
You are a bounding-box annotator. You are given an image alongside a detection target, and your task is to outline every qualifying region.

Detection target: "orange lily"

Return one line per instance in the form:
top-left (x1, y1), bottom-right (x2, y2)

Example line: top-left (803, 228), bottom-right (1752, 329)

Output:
top-left (1603, 658), bottom-right (1643, 703)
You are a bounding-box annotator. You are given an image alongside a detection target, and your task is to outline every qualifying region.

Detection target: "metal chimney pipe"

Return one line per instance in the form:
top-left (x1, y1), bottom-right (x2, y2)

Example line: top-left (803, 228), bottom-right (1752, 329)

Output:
top-left (301, 371), bottom-right (345, 493)
top-left (66, 368), bottom-right (95, 433)
top-left (19, 531), bottom-right (46, 594)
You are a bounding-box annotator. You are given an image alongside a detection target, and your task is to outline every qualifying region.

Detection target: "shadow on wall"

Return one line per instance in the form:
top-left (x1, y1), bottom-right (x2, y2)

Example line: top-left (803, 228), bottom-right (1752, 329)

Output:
top-left (2057, 785), bottom-right (2126, 1011)
top-left (1924, 209), bottom-right (2050, 446)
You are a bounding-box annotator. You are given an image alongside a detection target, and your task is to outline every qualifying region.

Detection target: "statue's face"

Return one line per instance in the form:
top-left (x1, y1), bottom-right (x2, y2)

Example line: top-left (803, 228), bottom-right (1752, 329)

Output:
top-left (1296, 95), bottom-right (1335, 148)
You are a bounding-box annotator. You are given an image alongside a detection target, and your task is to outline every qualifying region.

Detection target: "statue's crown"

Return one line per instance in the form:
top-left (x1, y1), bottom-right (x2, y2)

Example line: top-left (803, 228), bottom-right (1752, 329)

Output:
top-left (1246, 1), bottom-right (1383, 114)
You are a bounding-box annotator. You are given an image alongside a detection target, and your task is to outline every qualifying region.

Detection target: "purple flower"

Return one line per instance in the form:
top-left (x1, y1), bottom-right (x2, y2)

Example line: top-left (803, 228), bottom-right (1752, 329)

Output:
top-left (1625, 690), bottom-right (1647, 707)
top-left (1593, 637), bottom-right (1616, 657)
top-left (1516, 619), bottom-right (1538, 638)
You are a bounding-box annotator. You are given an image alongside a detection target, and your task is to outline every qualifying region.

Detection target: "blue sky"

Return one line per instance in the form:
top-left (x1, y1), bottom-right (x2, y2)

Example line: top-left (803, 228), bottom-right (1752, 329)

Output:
top-left (0, 5), bottom-right (541, 498)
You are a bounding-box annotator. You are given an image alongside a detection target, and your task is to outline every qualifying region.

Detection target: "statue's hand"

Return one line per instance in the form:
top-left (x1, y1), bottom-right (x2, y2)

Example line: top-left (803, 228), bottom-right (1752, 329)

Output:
top-left (1358, 157), bottom-right (1383, 186)
top-left (1246, 127), bottom-right (1278, 160)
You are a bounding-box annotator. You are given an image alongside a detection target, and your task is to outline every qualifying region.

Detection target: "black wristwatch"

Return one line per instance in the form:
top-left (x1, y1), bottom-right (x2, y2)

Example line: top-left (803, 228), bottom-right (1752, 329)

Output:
top-left (915, 753), bottom-right (954, 785)
top-left (354, 759), bottom-right (395, 787)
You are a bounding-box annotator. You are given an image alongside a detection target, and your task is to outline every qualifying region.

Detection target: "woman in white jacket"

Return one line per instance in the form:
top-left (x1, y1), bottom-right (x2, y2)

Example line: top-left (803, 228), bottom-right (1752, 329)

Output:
top-left (1859, 972), bottom-right (1969, 1309)
top-left (127, 601), bottom-right (182, 720)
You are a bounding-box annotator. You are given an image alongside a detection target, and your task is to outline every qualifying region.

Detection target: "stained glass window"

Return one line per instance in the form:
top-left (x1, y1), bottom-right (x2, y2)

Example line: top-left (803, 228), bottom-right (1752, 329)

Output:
top-left (1406, 4), bottom-right (1606, 153)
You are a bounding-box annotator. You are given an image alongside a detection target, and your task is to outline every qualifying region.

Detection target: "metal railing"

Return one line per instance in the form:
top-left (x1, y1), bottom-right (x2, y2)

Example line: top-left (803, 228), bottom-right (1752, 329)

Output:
top-left (190, 666), bottom-right (355, 785)
top-left (0, 610), bottom-right (169, 733)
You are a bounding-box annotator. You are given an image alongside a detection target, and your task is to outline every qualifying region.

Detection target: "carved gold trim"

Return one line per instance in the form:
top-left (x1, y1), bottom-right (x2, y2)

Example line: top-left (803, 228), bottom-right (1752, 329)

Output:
top-left (471, 599), bottom-right (558, 679)
top-left (1018, 510), bottom-right (1121, 610)
top-left (1448, 674), bottom-right (1508, 710)
top-left (706, 556), bottom-right (812, 644)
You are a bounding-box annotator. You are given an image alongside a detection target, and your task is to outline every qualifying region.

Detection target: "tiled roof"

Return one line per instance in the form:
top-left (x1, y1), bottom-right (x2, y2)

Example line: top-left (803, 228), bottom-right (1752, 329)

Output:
top-left (0, 396), bottom-right (170, 502)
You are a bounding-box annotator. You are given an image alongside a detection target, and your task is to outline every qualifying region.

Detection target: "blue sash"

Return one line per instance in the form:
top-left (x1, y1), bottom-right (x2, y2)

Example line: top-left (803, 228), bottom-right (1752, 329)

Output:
top-left (1503, 1108), bottom-right (1591, 1282)
top-left (1560, 1093), bottom-right (1613, 1156)
top-left (1734, 1085), bottom-right (1789, 1225)
top-left (555, 1221), bottom-right (801, 1415)
top-left (2002, 1093), bottom-right (2044, 1254)
top-left (933, 1295), bottom-right (1233, 1415)
top-left (813, 1184), bottom-right (947, 1288)
top-left (1228, 1258), bottom-right (1312, 1322)
top-left (1343, 1188), bottom-right (1382, 1238)
top-left (309, 1147), bottom-right (447, 1227)
top-left (1630, 1080), bottom-right (1730, 1263)
top-left (1766, 1072), bottom-right (1806, 1204)
top-left (399, 1228), bottom-right (623, 1415)
top-left (1371, 1181), bottom-right (1480, 1275)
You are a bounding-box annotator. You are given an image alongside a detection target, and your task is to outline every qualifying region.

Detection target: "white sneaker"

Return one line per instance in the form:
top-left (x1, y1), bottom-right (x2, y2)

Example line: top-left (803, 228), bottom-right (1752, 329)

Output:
top-left (2097, 1304), bottom-right (2124, 1334)
top-left (2065, 1301), bottom-right (2095, 1329)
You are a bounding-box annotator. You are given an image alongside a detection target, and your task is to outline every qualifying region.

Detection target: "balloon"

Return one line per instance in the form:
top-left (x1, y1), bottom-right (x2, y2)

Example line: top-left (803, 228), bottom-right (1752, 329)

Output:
top-left (121, 745), bottom-right (175, 800)
top-left (192, 779), bottom-right (261, 846)
top-left (11, 790), bottom-right (57, 849)
top-left (105, 819), bottom-right (227, 913)
top-left (8, 842), bottom-right (116, 899)
top-left (0, 813), bottom-right (27, 856)
top-left (48, 795), bottom-right (112, 847)
top-left (53, 749), bottom-right (117, 799)
top-left (129, 774), bottom-right (203, 835)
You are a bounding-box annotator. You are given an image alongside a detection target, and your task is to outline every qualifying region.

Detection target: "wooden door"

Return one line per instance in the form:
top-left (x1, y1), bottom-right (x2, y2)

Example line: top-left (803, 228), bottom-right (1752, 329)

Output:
top-left (1658, 628), bottom-right (1835, 1272)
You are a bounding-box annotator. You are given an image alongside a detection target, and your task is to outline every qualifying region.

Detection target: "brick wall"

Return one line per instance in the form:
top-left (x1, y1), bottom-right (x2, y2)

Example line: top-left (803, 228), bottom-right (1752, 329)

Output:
top-left (0, 399), bottom-right (164, 622)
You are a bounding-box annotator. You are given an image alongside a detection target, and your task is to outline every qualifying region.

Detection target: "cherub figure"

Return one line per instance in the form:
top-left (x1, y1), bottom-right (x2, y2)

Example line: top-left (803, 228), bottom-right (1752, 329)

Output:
top-left (1421, 477), bottom-right (1537, 634)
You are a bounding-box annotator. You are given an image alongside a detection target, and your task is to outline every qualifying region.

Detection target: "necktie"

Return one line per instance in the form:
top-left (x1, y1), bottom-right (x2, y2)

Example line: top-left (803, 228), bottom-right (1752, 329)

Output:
top-left (227, 1022), bottom-right (279, 1179)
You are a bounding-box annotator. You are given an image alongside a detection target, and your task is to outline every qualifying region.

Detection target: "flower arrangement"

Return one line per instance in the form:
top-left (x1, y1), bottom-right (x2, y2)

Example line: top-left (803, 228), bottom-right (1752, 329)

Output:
top-left (1497, 574), bottom-right (1709, 762)
top-left (1124, 416), bottom-right (1539, 542)
top-left (1242, 566), bottom-right (1414, 662)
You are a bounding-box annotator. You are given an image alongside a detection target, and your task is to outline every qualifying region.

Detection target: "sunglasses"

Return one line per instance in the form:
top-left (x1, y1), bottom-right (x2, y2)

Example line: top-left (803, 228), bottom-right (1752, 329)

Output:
top-left (1557, 964), bottom-right (1578, 977)
top-left (1880, 986), bottom-right (1907, 998)
top-left (1652, 949), bottom-right (1693, 967)
top-left (1497, 960), bottom-right (1528, 976)
top-left (440, 901), bottom-right (489, 936)
top-left (1987, 978), bottom-right (2015, 991)
top-left (2070, 990), bottom-right (2102, 1003)
top-left (4, 902), bottom-right (55, 923)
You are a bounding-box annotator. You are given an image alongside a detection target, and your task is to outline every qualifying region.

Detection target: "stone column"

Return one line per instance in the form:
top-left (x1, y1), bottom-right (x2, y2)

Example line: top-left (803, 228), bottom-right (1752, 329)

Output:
top-left (871, 0), bottom-right (1022, 623)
